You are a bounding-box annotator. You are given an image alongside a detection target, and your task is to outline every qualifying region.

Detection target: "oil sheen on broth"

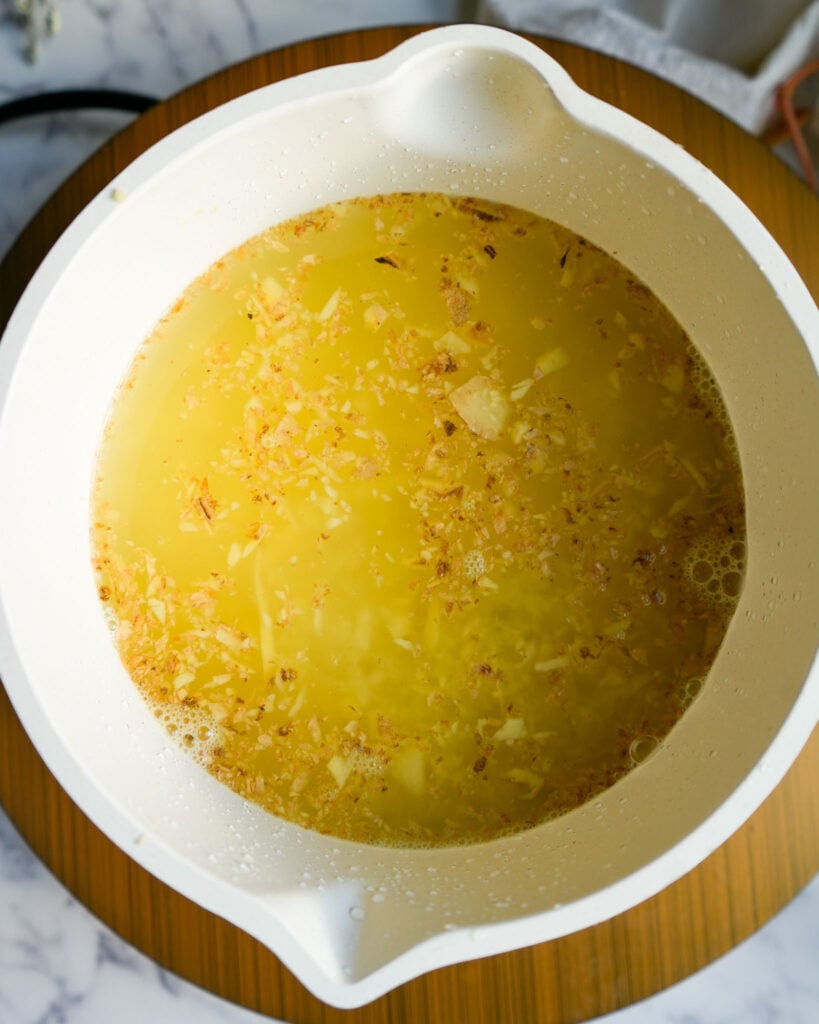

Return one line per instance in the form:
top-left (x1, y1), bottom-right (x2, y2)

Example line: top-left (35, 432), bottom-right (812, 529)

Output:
top-left (92, 193), bottom-right (745, 847)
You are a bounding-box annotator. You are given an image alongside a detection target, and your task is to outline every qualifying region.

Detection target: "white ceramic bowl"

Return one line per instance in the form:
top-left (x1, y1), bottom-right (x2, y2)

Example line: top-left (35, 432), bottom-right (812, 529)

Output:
top-left (0, 25), bottom-right (817, 1009)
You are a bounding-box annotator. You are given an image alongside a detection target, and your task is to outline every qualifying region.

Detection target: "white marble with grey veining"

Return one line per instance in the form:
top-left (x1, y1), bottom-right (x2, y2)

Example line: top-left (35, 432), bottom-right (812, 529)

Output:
top-left (0, 0), bottom-right (469, 260)
top-left (0, 2), bottom-right (817, 1022)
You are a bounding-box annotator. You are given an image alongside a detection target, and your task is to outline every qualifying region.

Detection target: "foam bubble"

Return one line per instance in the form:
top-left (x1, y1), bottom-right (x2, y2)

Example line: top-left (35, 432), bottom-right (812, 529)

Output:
top-left (629, 735), bottom-right (659, 765)
top-left (685, 675), bottom-right (704, 701)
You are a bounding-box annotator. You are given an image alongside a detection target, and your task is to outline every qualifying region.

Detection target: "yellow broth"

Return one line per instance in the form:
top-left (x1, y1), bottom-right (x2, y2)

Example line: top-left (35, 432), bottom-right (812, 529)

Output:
top-left (92, 193), bottom-right (746, 846)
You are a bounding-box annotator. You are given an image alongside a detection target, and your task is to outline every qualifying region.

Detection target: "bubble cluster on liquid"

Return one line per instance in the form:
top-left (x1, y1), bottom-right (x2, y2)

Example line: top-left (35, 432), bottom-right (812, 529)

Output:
top-left (463, 548), bottom-right (486, 580)
top-left (688, 349), bottom-right (738, 459)
top-left (685, 531), bottom-right (746, 609)
top-left (155, 703), bottom-right (220, 767)
top-left (678, 674), bottom-right (705, 710)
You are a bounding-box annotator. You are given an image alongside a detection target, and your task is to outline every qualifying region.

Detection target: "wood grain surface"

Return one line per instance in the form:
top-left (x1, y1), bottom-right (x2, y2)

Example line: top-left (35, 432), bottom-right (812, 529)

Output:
top-left (1, 25), bottom-right (818, 1024)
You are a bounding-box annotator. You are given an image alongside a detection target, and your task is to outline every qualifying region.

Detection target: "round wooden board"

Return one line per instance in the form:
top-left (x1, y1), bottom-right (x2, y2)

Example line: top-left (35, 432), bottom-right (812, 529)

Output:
top-left (1, 25), bottom-right (818, 1024)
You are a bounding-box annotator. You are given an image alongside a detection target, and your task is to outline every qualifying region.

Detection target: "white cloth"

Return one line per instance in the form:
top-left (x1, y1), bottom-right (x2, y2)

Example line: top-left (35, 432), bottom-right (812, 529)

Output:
top-left (477, 0), bottom-right (819, 133)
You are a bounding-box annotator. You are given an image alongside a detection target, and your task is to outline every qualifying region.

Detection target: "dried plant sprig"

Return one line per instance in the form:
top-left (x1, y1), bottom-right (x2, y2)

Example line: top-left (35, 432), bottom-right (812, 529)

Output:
top-left (11, 0), bottom-right (61, 64)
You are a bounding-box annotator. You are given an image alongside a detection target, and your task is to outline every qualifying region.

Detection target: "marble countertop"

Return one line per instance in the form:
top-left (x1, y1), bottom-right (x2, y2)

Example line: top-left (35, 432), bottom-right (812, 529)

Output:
top-left (1, 3), bottom-right (817, 1022)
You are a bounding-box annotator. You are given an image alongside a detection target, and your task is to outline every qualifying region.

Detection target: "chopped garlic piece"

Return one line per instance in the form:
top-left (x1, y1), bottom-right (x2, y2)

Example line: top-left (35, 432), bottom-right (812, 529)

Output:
top-left (328, 754), bottom-right (352, 789)
top-left (494, 717), bottom-right (526, 742)
top-left (433, 330), bottom-right (472, 355)
top-left (661, 364), bottom-right (684, 393)
top-left (506, 768), bottom-right (543, 794)
top-left (681, 458), bottom-right (707, 489)
top-left (449, 375), bottom-right (509, 441)
top-left (509, 419), bottom-right (534, 445)
top-left (535, 347), bottom-right (569, 377)
top-left (317, 287), bottom-right (342, 321)
top-left (215, 625), bottom-right (244, 650)
top-left (535, 656), bottom-right (569, 673)
top-left (147, 598), bottom-right (166, 624)
top-left (173, 671), bottom-right (196, 690)
top-left (363, 304), bottom-right (388, 331)
top-left (261, 276), bottom-right (284, 304)
top-left (510, 378), bottom-right (534, 401)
